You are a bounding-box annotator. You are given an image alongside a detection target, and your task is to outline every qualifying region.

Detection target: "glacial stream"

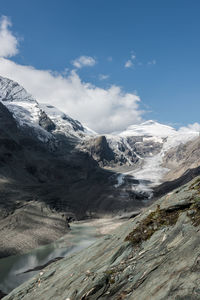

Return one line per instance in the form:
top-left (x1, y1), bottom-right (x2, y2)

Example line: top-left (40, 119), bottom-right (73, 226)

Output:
top-left (0, 221), bottom-right (103, 295)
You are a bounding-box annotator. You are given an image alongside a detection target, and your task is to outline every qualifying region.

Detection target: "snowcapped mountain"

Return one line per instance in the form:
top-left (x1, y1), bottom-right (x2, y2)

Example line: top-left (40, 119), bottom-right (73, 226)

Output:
top-left (39, 103), bottom-right (96, 137)
top-left (0, 76), bottom-right (95, 142)
top-left (80, 120), bottom-right (199, 169)
top-left (119, 120), bottom-right (175, 138)
top-left (109, 121), bottom-right (199, 194)
top-left (117, 120), bottom-right (199, 151)
top-left (79, 120), bottom-right (199, 196)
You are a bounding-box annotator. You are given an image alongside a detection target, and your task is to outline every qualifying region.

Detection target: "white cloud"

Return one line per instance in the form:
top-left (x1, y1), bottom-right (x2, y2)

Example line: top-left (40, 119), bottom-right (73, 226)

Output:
top-left (107, 56), bottom-right (112, 62)
top-left (0, 16), bottom-right (19, 58)
top-left (147, 59), bottom-right (156, 65)
top-left (0, 58), bottom-right (143, 133)
top-left (125, 52), bottom-right (136, 68)
top-left (71, 55), bottom-right (96, 69)
top-left (99, 74), bottom-right (109, 80)
top-left (179, 123), bottom-right (200, 133)
top-left (125, 60), bottom-right (133, 68)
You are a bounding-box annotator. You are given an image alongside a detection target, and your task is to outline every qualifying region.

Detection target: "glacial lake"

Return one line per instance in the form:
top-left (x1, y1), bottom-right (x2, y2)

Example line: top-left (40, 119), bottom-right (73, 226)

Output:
top-left (0, 221), bottom-right (101, 295)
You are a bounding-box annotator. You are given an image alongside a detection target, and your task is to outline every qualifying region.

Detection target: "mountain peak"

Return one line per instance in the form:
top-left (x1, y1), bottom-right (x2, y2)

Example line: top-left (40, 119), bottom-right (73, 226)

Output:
top-left (0, 76), bottom-right (95, 140)
top-left (119, 120), bottom-right (175, 138)
top-left (0, 76), bottom-right (36, 104)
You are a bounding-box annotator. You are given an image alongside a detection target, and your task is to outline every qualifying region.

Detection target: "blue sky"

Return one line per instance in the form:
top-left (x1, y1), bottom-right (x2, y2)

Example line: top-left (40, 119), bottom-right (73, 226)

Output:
top-left (0, 0), bottom-right (200, 132)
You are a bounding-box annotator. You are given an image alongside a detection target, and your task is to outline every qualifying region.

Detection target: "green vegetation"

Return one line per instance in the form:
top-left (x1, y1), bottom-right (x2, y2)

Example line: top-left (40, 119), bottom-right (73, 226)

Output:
top-left (187, 202), bottom-right (200, 227)
top-left (188, 178), bottom-right (200, 226)
top-left (104, 269), bottom-right (117, 285)
top-left (190, 177), bottom-right (200, 191)
top-left (125, 205), bottom-right (180, 245)
top-left (126, 186), bottom-right (200, 245)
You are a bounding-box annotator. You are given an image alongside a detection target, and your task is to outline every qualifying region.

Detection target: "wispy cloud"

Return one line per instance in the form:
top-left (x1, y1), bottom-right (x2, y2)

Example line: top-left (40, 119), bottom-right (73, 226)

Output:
top-left (99, 74), bottom-right (109, 80)
top-left (147, 59), bottom-right (156, 65)
top-left (131, 54), bottom-right (136, 60)
top-left (179, 123), bottom-right (200, 133)
top-left (124, 60), bottom-right (133, 68)
top-left (107, 56), bottom-right (113, 62)
top-left (124, 51), bottom-right (136, 68)
top-left (71, 55), bottom-right (96, 69)
top-left (0, 16), bottom-right (19, 58)
top-left (124, 51), bottom-right (156, 69)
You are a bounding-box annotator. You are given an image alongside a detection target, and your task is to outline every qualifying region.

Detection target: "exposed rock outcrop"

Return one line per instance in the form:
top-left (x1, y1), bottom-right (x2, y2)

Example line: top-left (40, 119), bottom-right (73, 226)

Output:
top-left (163, 136), bottom-right (200, 181)
top-left (154, 165), bottom-right (200, 198)
top-left (80, 135), bottom-right (116, 167)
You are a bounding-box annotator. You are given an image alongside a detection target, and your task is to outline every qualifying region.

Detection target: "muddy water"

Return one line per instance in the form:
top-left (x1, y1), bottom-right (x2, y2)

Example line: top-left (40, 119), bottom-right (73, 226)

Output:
top-left (0, 221), bottom-right (101, 294)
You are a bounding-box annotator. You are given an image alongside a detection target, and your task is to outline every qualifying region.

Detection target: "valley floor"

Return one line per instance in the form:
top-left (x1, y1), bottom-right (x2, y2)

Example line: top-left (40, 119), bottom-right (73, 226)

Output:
top-left (0, 214), bottom-right (128, 296)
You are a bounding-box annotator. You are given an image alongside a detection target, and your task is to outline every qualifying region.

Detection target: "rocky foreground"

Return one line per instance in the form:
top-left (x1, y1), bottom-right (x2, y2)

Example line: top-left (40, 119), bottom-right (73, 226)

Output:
top-left (4, 177), bottom-right (200, 300)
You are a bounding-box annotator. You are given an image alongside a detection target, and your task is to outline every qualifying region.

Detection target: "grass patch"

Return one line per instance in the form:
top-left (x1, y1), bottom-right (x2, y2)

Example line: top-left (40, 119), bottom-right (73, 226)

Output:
top-left (190, 178), bottom-right (200, 192)
top-left (187, 202), bottom-right (200, 227)
top-left (125, 205), bottom-right (187, 245)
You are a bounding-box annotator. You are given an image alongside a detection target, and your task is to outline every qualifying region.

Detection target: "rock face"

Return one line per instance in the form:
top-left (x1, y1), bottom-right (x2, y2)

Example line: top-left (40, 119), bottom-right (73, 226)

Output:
top-left (79, 136), bottom-right (116, 167)
top-left (163, 136), bottom-right (200, 181)
top-left (0, 290), bottom-right (6, 299)
top-left (80, 134), bottom-right (164, 169)
top-left (152, 136), bottom-right (200, 198)
top-left (4, 176), bottom-right (200, 300)
top-left (153, 165), bottom-right (200, 198)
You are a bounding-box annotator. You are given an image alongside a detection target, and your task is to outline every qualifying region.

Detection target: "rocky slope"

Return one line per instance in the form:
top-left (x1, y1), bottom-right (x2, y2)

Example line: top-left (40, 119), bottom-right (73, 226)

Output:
top-left (163, 135), bottom-right (200, 181)
top-left (4, 176), bottom-right (200, 300)
top-left (152, 136), bottom-right (200, 198)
